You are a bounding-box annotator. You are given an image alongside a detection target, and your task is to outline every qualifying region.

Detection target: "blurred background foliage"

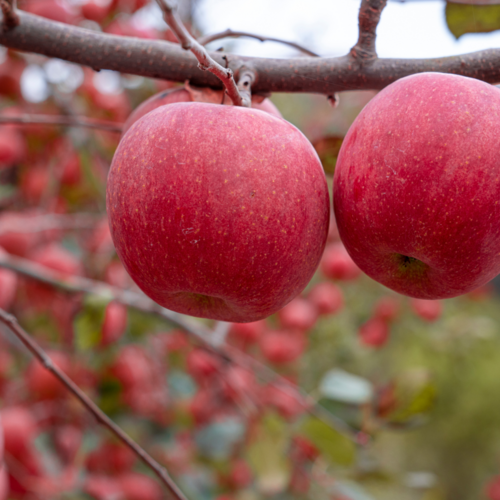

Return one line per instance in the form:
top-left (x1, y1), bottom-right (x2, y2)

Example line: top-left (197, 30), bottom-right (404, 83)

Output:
top-left (1, 1), bottom-right (500, 500)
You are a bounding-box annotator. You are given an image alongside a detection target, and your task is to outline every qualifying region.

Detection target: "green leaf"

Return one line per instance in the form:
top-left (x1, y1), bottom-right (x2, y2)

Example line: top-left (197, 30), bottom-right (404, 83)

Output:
top-left (74, 295), bottom-right (111, 350)
top-left (299, 416), bottom-right (355, 466)
top-left (0, 184), bottom-right (16, 203)
top-left (312, 136), bottom-right (343, 175)
top-left (445, 2), bottom-right (500, 39)
top-left (387, 369), bottom-right (437, 424)
top-left (246, 413), bottom-right (291, 495)
top-left (319, 369), bottom-right (374, 405)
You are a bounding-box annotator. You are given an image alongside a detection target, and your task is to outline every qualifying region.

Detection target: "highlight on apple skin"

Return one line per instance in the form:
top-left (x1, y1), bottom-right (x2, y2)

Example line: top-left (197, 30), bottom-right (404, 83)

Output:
top-left (107, 102), bottom-right (330, 322)
top-left (333, 72), bottom-right (500, 300)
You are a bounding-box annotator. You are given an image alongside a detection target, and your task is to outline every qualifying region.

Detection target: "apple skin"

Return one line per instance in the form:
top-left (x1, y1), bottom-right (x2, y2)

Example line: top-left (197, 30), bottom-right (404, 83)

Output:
top-left (121, 87), bottom-right (282, 134)
top-left (107, 102), bottom-right (329, 322)
top-left (333, 72), bottom-right (500, 299)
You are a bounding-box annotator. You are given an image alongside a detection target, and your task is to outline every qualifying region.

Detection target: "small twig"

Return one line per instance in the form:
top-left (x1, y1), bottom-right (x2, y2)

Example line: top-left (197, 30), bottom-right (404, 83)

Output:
top-left (0, 253), bottom-right (360, 441)
top-left (0, 252), bottom-right (222, 357)
top-left (0, 114), bottom-right (122, 133)
top-left (350, 0), bottom-right (388, 62)
top-left (0, 0), bottom-right (19, 31)
top-left (236, 67), bottom-right (255, 108)
top-left (199, 29), bottom-right (320, 58)
top-left (0, 213), bottom-right (100, 235)
top-left (154, 0), bottom-right (246, 106)
top-left (0, 310), bottom-right (189, 500)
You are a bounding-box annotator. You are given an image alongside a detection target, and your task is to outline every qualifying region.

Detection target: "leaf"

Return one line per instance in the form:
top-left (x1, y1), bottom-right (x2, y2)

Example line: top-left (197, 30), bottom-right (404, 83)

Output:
top-left (334, 480), bottom-right (376, 500)
top-left (246, 413), bottom-right (291, 495)
top-left (299, 416), bottom-right (355, 466)
top-left (74, 295), bottom-right (112, 350)
top-left (445, 2), bottom-right (500, 39)
top-left (0, 184), bottom-right (16, 203)
top-left (319, 369), bottom-right (374, 405)
top-left (312, 136), bottom-right (343, 175)
top-left (194, 416), bottom-right (246, 460)
top-left (386, 369), bottom-right (437, 424)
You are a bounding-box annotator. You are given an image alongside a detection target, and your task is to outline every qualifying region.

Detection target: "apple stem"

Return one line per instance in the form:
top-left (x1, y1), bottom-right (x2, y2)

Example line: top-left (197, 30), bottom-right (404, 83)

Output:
top-left (0, 309), bottom-right (189, 500)
top-left (155, 0), bottom-right (247, 107)
top-left (198, 29), bottom-right (320, 58)
top-left (350, 0), bottom-right (388, 62)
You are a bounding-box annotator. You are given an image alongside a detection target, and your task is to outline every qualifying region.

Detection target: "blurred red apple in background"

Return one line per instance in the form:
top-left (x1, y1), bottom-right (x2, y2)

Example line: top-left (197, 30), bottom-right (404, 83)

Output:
top-left (107, 102), bottom-right (329, 322)
top-left (359, 317), bottom-right (390, 347)
top-left (334, 73), bottom-right (500, 299)
top-left (410, 298), bottom-right (442, 322)
top-left (308, 282), bottom-right (343, 315)
top-left (321, 243), bottom-right (361, 281)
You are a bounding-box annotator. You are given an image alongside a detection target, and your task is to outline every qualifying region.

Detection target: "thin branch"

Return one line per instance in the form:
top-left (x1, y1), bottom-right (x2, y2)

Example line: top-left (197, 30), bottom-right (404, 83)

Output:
top-left (0, 0), bottom-right (19, 31)
top-left (198, 29), bottom-right (320, 57)
top-left (2, 12), bottom-right (500, 94)
top-left (0, 309), bottom-right (188, 500)
top-left (0, 213), bottom-right (100, 235)
top-left (0, 252), bottom-right (360, 441)
top-left (350, 0), bottom-right (388, 62)
top-left (154, 0), bottom-right (248, 106)
top-left (236, 67), bottom-right (255, 108)
top-left (0, 114), bottom-right (122, 133)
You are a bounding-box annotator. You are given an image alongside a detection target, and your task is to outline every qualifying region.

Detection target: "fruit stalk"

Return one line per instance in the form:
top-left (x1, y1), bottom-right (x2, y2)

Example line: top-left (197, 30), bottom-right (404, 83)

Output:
top-left (155, 0), bottom-right (248, 106)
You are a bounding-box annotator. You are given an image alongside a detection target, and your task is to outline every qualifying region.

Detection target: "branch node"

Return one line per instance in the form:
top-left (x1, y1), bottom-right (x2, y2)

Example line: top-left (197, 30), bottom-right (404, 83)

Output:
top-left (0, 0), bottom-right (19, 31)
top-left (350, 0), bottom-right (387, 63)
top-left (155, 0), bottom-right (246, 106)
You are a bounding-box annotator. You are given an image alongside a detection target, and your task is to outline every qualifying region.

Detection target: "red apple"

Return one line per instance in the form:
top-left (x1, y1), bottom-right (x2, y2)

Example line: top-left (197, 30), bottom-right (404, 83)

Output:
top-left (410, 298), bottom-right (442, 322)
top-left (117, 472), bottom-right (162, 500)
top-left (227, 460), bottom-right (252, 488)
top-left (107, 103), bottom-right (329, 322)
top-left (25, 351), bottom-right (70, 400)
top-left (186, 348), bottom-right (220, 381)
top-left (0, 128), bottom-right (25, 168)
top-left (0, 466), bottom-right (8, 500)
top-left (487, 476), bottom-right (500, 500)
top-left (121, 87), bottom-right (282, 135)
top-left (359, 318), bottom-right (389, 347)
top-left (320, 242), bottom-right (361, 281)
top-left (100, 301), bottom-right (128, 346)
top-left (0, 211), bottom-right (40, 256)
top-left (23, 0), bottom-right (77, 24)
top-left (54, 425), bottom-right (82, 464)
top-left (262, 383), bottom-right (305, 419)
top-left (373, 296), bottom-right (400, 323)
top-left (228, 320), bottom-right (267, 345)
top-left (1, 406), bottom-right (38, 457)
top-left (307, 282), bottom-right (343, 315)
top-left (334, 73), bottom-right (500, 299)
top-left (277, 297), bottom-right (318, 332)
top-left (259, 330), bottom-right (305, 364)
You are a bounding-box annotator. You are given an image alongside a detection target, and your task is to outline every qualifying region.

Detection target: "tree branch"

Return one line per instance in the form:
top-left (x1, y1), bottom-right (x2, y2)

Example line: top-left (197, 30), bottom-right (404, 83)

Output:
top-left (0, 213), bottom-right (100, 235)
top-left (1, 12), bottom-right (500, 95)
top-left (350, 0), bottom-right (388, 62)
top-left (154, 0), bottom-right (248, 106)
top-left (0, 251), bottom-right (220, 355)
top-left (0, 0), bottom-right (18, 31)
top-left (0, 309), bottom-right (188, 500)
top-left (0, 113), bottom-right (122, 132)
top-left (0, 252), bottom-right (360, 441)
top-left (198, 29), bottom-right (320, 58)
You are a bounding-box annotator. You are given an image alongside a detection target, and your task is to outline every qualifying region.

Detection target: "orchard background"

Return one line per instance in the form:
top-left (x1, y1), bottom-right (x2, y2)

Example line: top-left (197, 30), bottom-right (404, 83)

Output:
top-left (1, 1), bottom-right (500, 500)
